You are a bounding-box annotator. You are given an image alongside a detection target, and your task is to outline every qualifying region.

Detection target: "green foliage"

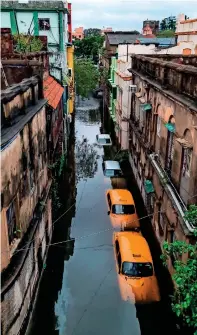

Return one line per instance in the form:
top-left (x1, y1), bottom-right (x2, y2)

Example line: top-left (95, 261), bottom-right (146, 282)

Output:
top-left (84, 28), bottom-right (101, 37)
top-left (74, 58), bottom-right (99, 98)
top-left (74, 35), bottom-right (104, 62)
top-left (162, 205), bottom-right (197, 333)
top-left (49, 153), bottom-right (66, 216)
top-left (13, 34), bottom-right (43, 53)
top-left (156, 30), bottom-right (175, 37)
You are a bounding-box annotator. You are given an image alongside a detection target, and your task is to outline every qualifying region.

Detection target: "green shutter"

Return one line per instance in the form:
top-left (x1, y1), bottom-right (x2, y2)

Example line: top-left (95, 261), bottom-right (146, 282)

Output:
top-left (10, 11), bottom-right (18, 34)
top-left (144, 180), bottom-right (154, 194)
top-left (165, 123), bottom-right (175, 133)
top-left (141, 103), bottom-right (152, 112)
top-left (33, 11), bottom-right (39, 35)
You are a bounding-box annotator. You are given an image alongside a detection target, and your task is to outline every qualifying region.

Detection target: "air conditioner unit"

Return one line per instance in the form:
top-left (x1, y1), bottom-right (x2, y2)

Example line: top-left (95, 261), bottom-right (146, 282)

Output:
top-left (143, 82), bottom-right (149, 88)
top-left (129, 85), bottom-right (137, 93)
top-left (67, 114), bottom-right (72, 123)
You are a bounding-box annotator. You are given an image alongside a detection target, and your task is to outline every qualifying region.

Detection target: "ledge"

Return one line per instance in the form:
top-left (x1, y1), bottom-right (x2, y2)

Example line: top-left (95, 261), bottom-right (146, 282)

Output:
top-left (1, 179), bottom-right (52, 296)
top-left (129, 69), bottom-right (197, 113)
top-left (149, 154), bottom-right (195, 235)
top-left (1, 99), bottom-right (47, 150)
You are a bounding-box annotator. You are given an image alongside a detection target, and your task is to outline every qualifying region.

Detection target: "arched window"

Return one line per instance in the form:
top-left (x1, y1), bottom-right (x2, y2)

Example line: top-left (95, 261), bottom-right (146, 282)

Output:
top-left (181, 129), bottom-right (193, 177)
top-left (165, 116), bottom-right (175, 176)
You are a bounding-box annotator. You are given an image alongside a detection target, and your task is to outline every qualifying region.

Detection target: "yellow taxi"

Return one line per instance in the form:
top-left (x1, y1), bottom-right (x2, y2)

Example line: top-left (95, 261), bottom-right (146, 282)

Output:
top-left (106, 189), bottom-right (140, 230)
top-left (113, 231), bottom-right (160, 304)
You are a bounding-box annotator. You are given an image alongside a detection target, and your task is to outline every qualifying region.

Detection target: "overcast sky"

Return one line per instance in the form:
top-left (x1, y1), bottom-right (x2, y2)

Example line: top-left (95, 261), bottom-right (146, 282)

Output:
top-left (71, 0), bottom-right (197, 31)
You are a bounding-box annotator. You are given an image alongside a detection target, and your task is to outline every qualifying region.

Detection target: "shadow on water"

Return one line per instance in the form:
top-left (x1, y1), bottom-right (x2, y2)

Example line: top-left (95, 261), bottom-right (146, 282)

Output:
top-left (120, 159), bottom-right (179, 335)
top-left (28, 118), bottom-right (77, 335)
top-left (28, 97), bottom-right (180, 335)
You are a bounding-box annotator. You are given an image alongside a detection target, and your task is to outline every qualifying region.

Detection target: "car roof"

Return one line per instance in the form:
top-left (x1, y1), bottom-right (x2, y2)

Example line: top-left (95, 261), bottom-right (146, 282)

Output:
top-left (104, 160), bottom-right (121, 170)
top-left (108, 189), bottom-right (135, 204)
top-left (116, 232), bottom-right (153, 263)
top-left (98, 134), bottom-right (111, 139)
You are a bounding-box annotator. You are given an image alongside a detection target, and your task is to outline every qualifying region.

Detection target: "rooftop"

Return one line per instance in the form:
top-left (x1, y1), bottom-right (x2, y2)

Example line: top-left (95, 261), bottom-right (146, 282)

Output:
top-left (1, 0), bottom-right (67, 11)
top-left (43, 75), bottom-right (64, 109)
top-left (106, 32), bottom-right (176, 47)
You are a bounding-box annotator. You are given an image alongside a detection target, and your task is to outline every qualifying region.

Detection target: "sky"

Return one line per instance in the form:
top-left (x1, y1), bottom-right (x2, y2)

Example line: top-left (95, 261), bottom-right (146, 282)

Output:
top-left (71, 0), bottom-right (197, 31)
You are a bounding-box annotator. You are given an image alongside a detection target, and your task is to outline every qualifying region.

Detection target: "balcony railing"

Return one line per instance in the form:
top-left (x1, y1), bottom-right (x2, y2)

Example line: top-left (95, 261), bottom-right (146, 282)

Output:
top-left (130, 55), bottom-right (197, 100)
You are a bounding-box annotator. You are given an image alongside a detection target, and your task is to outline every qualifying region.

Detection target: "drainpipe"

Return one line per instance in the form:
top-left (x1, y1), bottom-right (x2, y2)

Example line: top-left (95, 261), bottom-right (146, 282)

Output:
top-left (149, 153), bottom-right (195, 233)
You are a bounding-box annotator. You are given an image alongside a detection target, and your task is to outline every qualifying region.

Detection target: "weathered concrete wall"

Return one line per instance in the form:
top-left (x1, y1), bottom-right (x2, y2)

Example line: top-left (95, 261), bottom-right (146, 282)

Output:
top-left (1, 197), bottom-right (52, 335)
top-left (128, 57), bottom-right (197, 273)
top-left (1, 106), bottom-right (48, 269)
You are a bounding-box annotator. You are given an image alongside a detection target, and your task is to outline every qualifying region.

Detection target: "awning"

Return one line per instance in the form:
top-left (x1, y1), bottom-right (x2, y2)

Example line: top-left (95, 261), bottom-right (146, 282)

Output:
top-left (43, 76), bottom-right (64, 110)
top-left (144, 180), bottom-right (155, 194)
top-left (165, 123), bottom-right (175, 133)
top-left (176, 138), bottom-right (193, 148)
top-left (141, 103), bottom-right (152, 111)
top-left (135, 92), bottom-right (142, 98)
top-left (139, 97), bottom-right (146, 104)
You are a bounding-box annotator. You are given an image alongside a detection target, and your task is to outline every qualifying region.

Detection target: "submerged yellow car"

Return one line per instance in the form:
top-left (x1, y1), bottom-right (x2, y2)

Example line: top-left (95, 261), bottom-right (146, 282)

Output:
top-left (106, 189), bottom-right (140, 230)
top-left (113, 232), bottom-right (160, 304)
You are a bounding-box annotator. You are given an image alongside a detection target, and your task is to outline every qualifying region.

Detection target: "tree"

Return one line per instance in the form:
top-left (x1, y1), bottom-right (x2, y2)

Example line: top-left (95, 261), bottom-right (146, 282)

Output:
top-left (162, 205), bottom-right (197, 334)
top-left (160, 19), bottom-right (167, 31)
top-left (84, 28), bottom-right (101, 37)
top-left (168, 19), bottom-right (176, 31)
top-left (74, 35), bottom-right (105, 62)
top-left (156, 29), bottom-right (175, 38)
top-left (13, 34), bottom-right (43, 53)
top-left (74, 58), bottom-right (100, 98)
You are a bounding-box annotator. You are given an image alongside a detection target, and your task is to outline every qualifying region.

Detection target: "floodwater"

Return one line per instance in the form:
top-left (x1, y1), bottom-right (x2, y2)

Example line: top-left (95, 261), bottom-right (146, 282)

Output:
top-left (28, 97), bottom-right (179, 335)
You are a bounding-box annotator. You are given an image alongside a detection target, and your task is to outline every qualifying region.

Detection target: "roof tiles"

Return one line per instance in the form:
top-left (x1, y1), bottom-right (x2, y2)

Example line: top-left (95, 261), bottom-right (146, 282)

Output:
top-left (43, 76), bottom-right (64, 110)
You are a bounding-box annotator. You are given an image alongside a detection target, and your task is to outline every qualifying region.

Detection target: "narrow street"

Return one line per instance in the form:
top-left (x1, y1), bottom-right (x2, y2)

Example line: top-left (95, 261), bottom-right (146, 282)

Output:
top-left (28, 97), bottom-right (178, 335)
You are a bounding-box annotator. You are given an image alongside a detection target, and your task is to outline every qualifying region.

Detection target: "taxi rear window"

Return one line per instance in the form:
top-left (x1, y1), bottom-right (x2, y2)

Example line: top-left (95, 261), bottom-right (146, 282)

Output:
top-left (112, 204), bottom-right (135, 214)
top-left (122, 262), bottom-right (153, 277)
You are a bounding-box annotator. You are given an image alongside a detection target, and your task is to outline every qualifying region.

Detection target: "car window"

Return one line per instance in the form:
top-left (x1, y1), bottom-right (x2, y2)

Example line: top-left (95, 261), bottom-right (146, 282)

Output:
top-left (105, 138), bottom-right (111, 144)
top-left (107, 193), bottom-right (111, 209)
top-left (122, 262), bottom-right (153, 277)
top-left (112, 204), bottom-right (135, 214)
top-left (105, 169), bottom-right (115, 177)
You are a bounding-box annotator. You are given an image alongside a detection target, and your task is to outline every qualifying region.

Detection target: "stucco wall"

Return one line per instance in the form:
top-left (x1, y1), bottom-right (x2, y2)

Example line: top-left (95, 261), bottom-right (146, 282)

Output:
top-left (1, 197), bottom-right (52, 335)
top-left (1, 106), bottom-right (48, 270)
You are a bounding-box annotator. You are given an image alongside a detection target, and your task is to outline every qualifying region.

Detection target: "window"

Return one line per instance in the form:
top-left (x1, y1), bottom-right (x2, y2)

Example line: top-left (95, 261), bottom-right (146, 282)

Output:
top-left (122, 262), bottom-right (153, 277)
top-left (68, 68), bottom-right (72, 77)
top-left (38, 18), bottom-right (50, 31)
top-left (30, 169), bottom-right (35, 192)
top-left (79, 35), bottom-right (81, 38)
top-left (157, 116), bottom-right (161, 137)
top-left (6, 202), bottom-right (17, 244)
top-left (107, 193), bottom-right (111, 209)
top-left (182, 148), bottom-right (192, 177)
top-left (112, 204), bottom-right (135, 215)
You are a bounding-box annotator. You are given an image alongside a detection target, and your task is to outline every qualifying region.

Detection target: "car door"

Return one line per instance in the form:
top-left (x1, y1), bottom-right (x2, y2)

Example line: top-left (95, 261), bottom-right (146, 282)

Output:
top-left (115, 240), bottom-right (122, 274)
top-left (107, 192), bottom-right (112, 213)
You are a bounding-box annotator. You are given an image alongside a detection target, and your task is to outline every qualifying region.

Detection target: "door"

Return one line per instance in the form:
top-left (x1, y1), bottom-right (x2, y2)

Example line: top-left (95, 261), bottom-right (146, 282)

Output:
top-left (115, 240), bottom-right (121, 273)
top-left (107, 193), bottom-right (112, 212)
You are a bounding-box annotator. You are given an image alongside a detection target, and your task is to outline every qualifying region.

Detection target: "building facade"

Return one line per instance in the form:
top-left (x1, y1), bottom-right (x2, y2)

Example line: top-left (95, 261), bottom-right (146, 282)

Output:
top-left (1, 1), bottom-right (68, 84)
top-left (1, 74), bottom-right (52, 334)
top-left (176, 14), bottom-right (197, 55)
top-left (72, 26), bottom-right (84, 40)
top-left (128, 55), bottom-right (197, 273)
top-left (143, 20), bottom-right (160, 34)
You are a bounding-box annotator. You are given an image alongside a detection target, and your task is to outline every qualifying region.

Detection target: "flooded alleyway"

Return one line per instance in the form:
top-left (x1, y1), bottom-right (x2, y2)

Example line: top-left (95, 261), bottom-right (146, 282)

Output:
top-left (28, 97), bottom-right (178, 335)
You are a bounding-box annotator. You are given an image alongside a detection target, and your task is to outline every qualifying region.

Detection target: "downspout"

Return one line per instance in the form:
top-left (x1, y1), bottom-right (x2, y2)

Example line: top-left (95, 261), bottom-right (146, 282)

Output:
top-left (149, 153), bottom-right (195, 233)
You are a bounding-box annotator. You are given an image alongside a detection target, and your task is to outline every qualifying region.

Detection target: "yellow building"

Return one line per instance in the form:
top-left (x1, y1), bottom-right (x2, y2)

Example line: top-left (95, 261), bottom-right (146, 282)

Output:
top-left (67, 45), bottom-right (74, 114)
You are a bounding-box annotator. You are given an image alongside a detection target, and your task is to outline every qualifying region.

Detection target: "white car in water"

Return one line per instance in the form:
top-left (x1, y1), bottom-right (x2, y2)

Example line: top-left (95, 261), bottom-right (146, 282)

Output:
top-left (96, 134), bottom-right (112, 146)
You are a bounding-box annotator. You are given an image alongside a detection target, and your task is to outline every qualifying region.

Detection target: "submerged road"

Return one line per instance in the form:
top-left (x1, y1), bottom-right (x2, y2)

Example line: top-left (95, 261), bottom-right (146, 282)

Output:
top-left (28, 98), bottom-right (178, 335)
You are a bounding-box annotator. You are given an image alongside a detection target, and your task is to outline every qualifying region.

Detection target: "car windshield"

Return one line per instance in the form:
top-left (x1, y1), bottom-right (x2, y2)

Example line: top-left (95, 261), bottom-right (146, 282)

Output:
top-left (112, 204), bottom-right (135, 214)
top-left (105, 169), bottom-right (121, 177)
top-left (122, 262), bottom-right (153, 277)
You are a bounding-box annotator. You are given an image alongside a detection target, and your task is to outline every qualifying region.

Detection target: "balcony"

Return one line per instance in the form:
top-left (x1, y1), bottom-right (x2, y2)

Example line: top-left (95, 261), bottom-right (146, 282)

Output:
top-left (130, 55), bottom-right (197, 106)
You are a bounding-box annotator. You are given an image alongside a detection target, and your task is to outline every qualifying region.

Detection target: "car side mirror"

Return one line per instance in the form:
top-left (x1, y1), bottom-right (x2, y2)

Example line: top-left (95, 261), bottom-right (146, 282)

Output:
top-left (107, 211), bottom-right (110, 215)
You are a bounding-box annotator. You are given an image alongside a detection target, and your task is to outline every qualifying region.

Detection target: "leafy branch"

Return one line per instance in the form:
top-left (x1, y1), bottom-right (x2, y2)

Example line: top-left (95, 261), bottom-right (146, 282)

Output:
top-left (161, 205), bottom-right (197, 333)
